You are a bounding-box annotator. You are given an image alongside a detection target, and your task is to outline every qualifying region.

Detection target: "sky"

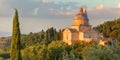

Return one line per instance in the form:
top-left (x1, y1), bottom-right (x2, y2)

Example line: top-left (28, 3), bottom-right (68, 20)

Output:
top-left (0, 0), bottom-right (120, 37)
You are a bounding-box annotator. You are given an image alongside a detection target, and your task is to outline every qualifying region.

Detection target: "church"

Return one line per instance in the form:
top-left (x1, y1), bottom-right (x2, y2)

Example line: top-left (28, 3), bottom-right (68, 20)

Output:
top-left (63, 7), bottom-right (100, 45)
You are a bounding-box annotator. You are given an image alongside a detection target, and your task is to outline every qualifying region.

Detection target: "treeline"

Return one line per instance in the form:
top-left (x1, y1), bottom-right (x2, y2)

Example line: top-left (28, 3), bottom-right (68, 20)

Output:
top-left (21, 41), bottom-right (120, 60)
top-left (21, 41), bottom-right (98, 60)
top-left (21, 27), bottom-right (62, 49)
top-left (94, 18), bottom-right (120, 42)
top-left (1, 40), bottom-right (120, 60)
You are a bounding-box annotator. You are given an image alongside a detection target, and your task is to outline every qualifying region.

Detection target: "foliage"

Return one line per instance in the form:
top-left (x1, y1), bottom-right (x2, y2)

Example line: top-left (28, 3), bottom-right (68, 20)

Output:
top-left (21, 44), bottom-right (47, 60)
top-left (47, 41), bottom-right (66, 60)
top-left (0, 27), bottom-right (63, 60)
top-left (95, 18), bottom-right (120, 42)
top-left (21, 41), bottom-right (99, 60)
top-left (21, 41), bottom-right (67, 60)
top-left (0, 50), bottom-right (10, 60)
top-left (71, 41), bottom-right (98, 59)
top-left (20, 27), bottom-right (62, 48)
top-left (84, 45), bottom-right (120, 60)
top-left (2, 39), bottom-right (120, 60)
top-left (10, 9), bottom-right (22, 60)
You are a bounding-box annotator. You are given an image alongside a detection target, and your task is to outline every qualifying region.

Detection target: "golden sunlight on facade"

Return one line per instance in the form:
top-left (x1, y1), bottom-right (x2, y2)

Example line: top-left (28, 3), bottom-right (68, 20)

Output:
top-left (63, 7), bottom-right (100, 45)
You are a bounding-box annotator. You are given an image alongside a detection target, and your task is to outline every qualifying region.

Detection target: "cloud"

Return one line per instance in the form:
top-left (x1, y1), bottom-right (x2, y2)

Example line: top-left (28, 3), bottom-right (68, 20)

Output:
top-left (0, 0), bottom-right (78, 18)
top-left (33, 0), bottom-right (53, 3)
top-left (48, 8), bottom-right (74, 16)
top-left (96, 4), bottom-right (105, 10)
top-left (0, 0), bottom-right (13, 16)
top-left (0, 0), bottom-right (12, 4)
top-left (58, 11), bottom-right (73, 16)
top-left (88, 8), bottom-right (120, 19)
top-left (42, 0), bottom-right (53, 3)
top-left (33, 8), bottom-right (39, 16)
top-left (48, 8), bottom-right (55, 11)
top-left (87, 8), bottom-right (120, 26)
top-left (0, 0), bottom-right (120, 37)
top-left (118, 3), bottom-right (120, 8)
top-left (0, 17), bottom-right (12, 32)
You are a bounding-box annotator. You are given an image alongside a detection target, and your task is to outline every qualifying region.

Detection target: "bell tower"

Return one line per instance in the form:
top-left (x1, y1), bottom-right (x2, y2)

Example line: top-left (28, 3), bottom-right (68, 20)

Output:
top-left (84, 9), bottom-right (89, 26)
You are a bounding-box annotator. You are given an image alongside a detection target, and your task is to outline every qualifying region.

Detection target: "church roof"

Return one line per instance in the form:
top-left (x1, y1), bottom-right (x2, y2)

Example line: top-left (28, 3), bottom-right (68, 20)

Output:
top-left (79, 26), bottom-right (90, 32)
top-left (69, 29), bottom-right (78, 33)
top-left (63, 28), bottom-right (78, 33)
top-left (80, 29), bottom-right (89, 32)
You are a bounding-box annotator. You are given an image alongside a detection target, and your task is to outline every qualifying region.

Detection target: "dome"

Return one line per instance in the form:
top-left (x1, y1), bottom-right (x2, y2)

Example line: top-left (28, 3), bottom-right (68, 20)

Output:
top-left (72, 7), bottom-right (89, 26)
top-left (74, 14), bottom-right (84, 20)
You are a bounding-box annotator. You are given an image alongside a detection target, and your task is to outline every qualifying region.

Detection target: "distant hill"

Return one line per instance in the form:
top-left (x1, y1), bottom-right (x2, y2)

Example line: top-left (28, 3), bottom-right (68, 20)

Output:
top-left (0, 32), bottom-right (11, 37)
top-left (94, 17), bottom-right (120, 42)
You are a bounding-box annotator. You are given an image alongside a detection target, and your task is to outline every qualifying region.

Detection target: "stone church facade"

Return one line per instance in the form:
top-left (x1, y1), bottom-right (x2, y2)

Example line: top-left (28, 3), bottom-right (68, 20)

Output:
top-left (63, 7), bottom-right (100, 45)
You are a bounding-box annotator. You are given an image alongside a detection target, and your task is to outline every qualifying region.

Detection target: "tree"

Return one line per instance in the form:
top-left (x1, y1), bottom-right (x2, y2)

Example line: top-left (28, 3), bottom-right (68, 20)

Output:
top-left (58, 29), bottom-right (62, 40)
top-left (94, 18), bottom-right (120, 42)
top-left (10, 9), bottom-right (22, 60)
top-left (47, 41), bottom-right (66, 60)
top-left (83, 46), bottom-right (120, 60)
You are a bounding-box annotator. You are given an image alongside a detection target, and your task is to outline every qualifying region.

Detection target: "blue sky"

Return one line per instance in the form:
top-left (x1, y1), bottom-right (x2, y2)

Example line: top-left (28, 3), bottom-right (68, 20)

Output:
top-left (0, 0), bottom-right (120, 37)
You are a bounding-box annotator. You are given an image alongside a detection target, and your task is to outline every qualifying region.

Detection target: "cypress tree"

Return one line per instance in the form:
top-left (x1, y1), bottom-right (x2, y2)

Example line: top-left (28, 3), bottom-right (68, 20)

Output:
top-left (10, 9), bottom-right (22, 60)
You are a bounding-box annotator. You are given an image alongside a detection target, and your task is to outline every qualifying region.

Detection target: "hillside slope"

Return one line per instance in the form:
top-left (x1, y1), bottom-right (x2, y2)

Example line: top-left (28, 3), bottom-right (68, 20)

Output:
top-left (94, 18), bottom-right (120, 42)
